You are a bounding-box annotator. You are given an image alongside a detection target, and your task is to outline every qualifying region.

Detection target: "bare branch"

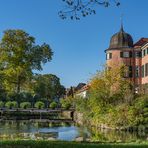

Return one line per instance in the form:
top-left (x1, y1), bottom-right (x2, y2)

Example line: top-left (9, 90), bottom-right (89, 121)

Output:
top-left (59, 0), bottom-right (120, 20)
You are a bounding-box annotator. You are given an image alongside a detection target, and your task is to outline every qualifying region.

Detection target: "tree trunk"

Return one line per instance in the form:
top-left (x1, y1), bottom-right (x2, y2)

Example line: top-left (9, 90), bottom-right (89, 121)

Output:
top-left (16, 75), bottom-right (21, 94)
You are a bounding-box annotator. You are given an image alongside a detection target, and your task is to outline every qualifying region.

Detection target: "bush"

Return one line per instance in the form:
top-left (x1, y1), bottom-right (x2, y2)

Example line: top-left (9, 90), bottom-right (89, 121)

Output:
top-left (60, 99), bottom-right (71, 110)
top-left (12, 101), bottom-right (18, 108)
top-left (50, 101), bottom-right (57, 109)
top-left (5, 101), bottom-right (18, 109)
top-left (0, 101), bottom-right (4, 108)
top-left (34, 101), bottom-right (45, 109)
top-left (20, 102), bottom-right (31, 109)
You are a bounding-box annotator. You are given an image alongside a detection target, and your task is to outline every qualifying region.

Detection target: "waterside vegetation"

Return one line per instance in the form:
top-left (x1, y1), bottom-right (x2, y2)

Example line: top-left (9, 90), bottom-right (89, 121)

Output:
top-left (74, 65), bottom-right (148, 130)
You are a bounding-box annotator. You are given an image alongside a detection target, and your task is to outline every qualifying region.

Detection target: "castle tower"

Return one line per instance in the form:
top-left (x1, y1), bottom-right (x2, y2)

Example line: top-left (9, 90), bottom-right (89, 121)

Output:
top-left (105, 25), bottom-right (141, 89)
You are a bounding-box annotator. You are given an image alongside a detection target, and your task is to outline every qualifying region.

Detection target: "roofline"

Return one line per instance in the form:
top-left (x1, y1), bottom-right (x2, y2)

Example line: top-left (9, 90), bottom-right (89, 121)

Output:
top-left (105, 47), bottom-right (133, 52)
top-left (134, 38), bottom-right (148, 47)
top-left (141, 42), bottom-right (148, 49)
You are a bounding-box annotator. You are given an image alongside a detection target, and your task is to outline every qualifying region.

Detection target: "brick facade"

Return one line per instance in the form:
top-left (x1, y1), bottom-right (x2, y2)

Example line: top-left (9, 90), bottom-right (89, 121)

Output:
top-left (105, 26), bottom-right (148, 92)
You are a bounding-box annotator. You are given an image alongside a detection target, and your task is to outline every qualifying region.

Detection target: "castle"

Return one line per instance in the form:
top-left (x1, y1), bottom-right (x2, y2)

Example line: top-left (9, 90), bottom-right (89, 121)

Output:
top-left (71, 24), bottom-right (148, 98)
top-left (105, 24), bottom-right (148, 93)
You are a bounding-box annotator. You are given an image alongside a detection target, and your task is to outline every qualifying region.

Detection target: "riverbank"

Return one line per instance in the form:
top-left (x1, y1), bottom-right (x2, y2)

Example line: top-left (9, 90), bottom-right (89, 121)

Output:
top-left (74, 93), bottom-right (148, 133)
top-left (0, 140), bottom-right (148, 148)
top-left (75, 111), bottom-right (148, 132)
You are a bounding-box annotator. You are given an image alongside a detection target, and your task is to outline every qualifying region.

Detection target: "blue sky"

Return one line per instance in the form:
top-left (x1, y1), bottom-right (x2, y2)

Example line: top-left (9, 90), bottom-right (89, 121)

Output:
top-left (0, 0), bottom-right (147, 87)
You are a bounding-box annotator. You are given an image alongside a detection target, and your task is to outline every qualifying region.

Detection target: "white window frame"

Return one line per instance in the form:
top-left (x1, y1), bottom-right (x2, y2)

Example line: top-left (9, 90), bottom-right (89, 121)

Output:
top-left (106, 53), bottom-right (112, 60)
top-left (123, 51), bottom-right (129, 58)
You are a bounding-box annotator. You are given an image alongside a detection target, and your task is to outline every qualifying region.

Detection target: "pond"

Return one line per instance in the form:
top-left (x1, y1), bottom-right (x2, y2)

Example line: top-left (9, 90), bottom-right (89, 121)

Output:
top-left (0, 120), bottom-right (147, 142)
top-left (0, 120), bottom-right (90, 141)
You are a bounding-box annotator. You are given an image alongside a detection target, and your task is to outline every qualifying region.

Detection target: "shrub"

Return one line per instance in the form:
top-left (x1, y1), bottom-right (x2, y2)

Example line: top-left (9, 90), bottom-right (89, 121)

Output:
top-left (34, 101), bottom-right (45, 109)
top-left (60, 99), bottom-right (71, 110)
top-left (20, 102), bottom-right (31, 109)
top-left (5, 101), bottom-right (18, 109)
top-left (50, 101), bottom-right (57, 109)
top-left (0, 101), bottom-right (4, 108)
top-left (11, 101), bottom-right (18, 108)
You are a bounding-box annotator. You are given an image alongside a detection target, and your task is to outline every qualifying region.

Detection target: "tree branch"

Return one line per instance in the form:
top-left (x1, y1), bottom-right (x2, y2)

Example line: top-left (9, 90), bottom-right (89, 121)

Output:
top-left (59, 0), bottom-right (120, 20)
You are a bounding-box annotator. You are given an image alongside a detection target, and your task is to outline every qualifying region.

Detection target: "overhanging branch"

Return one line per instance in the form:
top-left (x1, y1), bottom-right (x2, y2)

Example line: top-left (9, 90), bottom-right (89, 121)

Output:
top-left (59, 0), bottom-right (120, 20)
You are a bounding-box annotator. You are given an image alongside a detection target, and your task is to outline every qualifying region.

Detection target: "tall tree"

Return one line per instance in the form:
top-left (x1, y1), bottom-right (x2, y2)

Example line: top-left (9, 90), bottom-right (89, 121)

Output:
top-left (0, 29), bottom-right (53, 93)
top-left (89, 64), bottom-right (133, 105)
top-left (32, 74), bottom-right (65, 101)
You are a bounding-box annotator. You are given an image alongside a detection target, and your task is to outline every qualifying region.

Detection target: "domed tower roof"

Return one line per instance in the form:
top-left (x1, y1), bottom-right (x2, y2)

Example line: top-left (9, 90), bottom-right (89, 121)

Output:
top-left (109, 25), bottom-right (133, 49)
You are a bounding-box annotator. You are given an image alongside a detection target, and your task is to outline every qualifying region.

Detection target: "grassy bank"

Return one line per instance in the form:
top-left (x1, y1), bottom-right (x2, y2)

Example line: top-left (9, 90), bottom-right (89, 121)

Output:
top-left (0, 140), bottom-right (148, 148)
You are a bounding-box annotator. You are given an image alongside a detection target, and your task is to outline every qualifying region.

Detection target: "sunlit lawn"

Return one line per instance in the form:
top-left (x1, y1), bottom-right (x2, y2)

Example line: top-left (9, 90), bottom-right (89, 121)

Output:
top-left (0, 140), bottom-right (148, 148)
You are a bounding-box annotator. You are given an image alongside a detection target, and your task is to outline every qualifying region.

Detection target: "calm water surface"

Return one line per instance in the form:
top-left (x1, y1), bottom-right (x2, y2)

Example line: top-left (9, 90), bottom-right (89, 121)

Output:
top-left (0, 120), bottom-right (89, 141)
top-left (0, 120), bottom-right (147, 142)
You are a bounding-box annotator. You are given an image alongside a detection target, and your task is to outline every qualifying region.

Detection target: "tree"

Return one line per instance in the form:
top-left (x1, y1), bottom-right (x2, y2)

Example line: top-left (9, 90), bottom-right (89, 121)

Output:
top-left (50, 101), bottom-right (58, 109)
top-left (35, 101), bottom-right (45, 109)
top-left (59, 0), bottom-right (120, 20)
top-left (60, 98), bottom-right (71, 109)
top-left (5, 101), bottom-right (18, 109)
top-left (20, 102), bottom-right (31, 109)
top-left (32, 74), bottom-right (65, 101)
top-left (89, 65), bottom-right (133, 105)
top-left (0, 29), bottom-right (53, 94)
top-left (74, 65), bottom-right (137, 127)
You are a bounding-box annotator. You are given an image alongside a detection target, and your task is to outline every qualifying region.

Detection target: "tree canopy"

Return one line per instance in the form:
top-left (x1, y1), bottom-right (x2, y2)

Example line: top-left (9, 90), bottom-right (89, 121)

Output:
top-left (0, 29), bottom-right (53, 93)
top-left (32, 74), bottom-right (65, 101)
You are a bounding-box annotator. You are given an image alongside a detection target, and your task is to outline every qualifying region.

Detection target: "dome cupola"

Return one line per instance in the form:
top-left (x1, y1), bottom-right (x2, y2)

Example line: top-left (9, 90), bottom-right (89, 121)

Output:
top-left (109, 25), bottom-right (133, 49)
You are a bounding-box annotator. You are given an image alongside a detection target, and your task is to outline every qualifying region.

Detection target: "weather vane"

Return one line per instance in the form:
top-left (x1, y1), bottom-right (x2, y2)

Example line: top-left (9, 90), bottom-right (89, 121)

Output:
top-left (120, 13), bottom-right (124, 26)
top-left (120, 13), bottom-right (124, 30)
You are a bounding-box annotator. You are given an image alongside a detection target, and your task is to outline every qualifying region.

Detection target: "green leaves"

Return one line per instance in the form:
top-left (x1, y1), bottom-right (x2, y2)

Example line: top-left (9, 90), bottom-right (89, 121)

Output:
top-left (20, 102), bottom-right (31, 109)
top-left (0, 29), bottom-right (53, 94)
top-left (50, 101), bottom-right (58, 109)
top-left (5, 101), bottom-right (18, 109)
top-left (35, 101), bottom-right (45, 109)
top-left (32, 74), bottom-right (65, 101)
top-left (0, 101), bottom-right (4, 108)
top-left (75, 65), bottom-right (148, 129)
top-left (60, 98), bottom-right (71, 109)
top-left (30, 43), bottom-right (53, 70)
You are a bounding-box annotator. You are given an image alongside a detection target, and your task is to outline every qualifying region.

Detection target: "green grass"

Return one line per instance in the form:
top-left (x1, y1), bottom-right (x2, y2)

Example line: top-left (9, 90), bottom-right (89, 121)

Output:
top-left (0, 140), bottom-right (148, 148)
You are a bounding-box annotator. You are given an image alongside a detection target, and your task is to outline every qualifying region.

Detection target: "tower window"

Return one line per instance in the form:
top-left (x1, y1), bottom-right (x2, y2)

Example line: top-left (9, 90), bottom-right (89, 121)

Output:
top-left (120, 51), bottom-right (132, 58)
top-left (142, 49), bottom-right (146, 57)
top-left (145, 63), bottom-right (148, 77)
top-left (106, 53), bottom-right (112, 60)
top-left (129, 66), bottom-right (132, 77)
top-left (135, 66), bottom-right (139, 77)
top-left (123, 52), bottom-right (129, 57)
top-left (124, 66), bottom-right (132, 78)
top-left (142, 65), bottom-right (145, 77)
top-left (120, 52), bottom-right (123, 58)
top-left (135, 51), bottom-right (141, 58)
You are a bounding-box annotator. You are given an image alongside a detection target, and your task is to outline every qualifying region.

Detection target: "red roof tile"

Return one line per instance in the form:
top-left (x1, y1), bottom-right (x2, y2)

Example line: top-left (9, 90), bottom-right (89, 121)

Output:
top-left (134, 38), bottom-right (148, 47)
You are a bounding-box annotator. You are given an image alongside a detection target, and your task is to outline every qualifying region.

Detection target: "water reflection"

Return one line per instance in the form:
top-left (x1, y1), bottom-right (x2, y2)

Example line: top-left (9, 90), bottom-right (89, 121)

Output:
top-left (0, 120), bottom-right (147, 142)
top-left (90, 127), bottom-right (148, 142)
top-left (0, 120), bottom-right (89, 141)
